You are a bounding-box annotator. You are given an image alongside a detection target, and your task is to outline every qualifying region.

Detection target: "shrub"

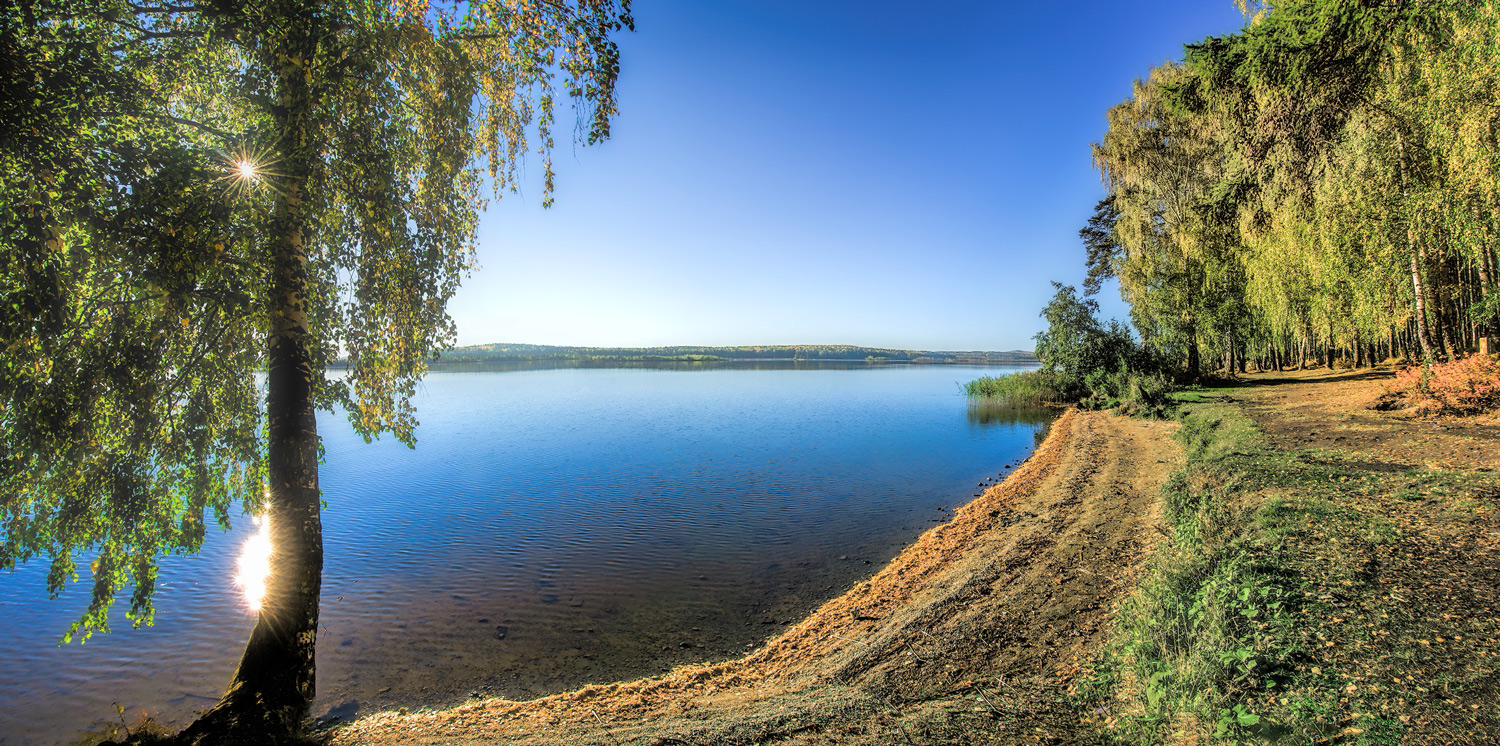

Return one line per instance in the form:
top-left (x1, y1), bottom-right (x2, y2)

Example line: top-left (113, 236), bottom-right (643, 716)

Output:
top-left (1033, 283), bottom-right (1137, 400)
top-left (1118, 371), bottom-right (1176, 418)
top-left (1388, 354), bottom-right (1500, 415)
top-left (1078, 369), bottom-right (1176, 418)
top-left (984, 283), bottom-right (1174, 414)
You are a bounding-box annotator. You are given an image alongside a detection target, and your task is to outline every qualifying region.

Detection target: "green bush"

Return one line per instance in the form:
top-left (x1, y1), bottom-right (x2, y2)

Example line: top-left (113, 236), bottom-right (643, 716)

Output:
top-left (1033, 283), bottom-right (1138, 400)
top-left (1118, 372), bottom-right (1176, 418)
top-left (1078, 369), bottom-right (1176, 418)
top-left (1020, 283), bottom-right (1177, 414)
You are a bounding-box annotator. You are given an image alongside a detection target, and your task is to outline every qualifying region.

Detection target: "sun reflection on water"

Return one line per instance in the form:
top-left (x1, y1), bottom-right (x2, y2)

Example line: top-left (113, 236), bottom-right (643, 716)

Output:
top-left (235, 515), bottom-right (272, 612)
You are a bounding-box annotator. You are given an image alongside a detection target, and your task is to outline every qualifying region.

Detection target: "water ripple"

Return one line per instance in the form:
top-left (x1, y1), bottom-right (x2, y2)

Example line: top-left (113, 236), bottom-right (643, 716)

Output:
top-left (0, 365), bottom-right (1046, 745)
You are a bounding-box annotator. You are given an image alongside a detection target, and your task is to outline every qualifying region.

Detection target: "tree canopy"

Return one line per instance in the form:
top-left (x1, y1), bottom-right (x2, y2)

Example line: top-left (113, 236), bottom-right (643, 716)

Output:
top-left (1088, 0), bottom-right (1500, 375)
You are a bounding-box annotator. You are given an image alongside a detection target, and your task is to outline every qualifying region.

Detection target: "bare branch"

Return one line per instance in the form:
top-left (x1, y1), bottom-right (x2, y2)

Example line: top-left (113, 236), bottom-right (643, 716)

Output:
top-left (137, 113), bottom-right (241, 141)
top-left (126, 1), bottom-right (209, 14)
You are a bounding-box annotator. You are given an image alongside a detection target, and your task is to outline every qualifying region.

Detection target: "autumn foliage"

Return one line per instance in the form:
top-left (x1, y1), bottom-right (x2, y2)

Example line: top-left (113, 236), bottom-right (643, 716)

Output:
top-left (1389, 355), bottom-right (1500, 415)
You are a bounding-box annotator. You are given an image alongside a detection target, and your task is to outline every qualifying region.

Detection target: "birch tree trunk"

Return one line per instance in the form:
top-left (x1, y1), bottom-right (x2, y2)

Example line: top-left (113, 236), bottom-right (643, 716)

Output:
top-left (1186, 326), bottom-right (1201, 377)
top-left (178, 18), bottom-right (324, 743)
top-left (1410, 240), bottom-right (1437, 362)
top-left (1478, 212), bottom-right (1497, 336)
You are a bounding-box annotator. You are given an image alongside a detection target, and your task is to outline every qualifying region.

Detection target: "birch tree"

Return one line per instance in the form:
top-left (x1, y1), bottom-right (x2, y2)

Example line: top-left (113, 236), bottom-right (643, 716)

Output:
top-left (0, 0), bottom-right (631, 740)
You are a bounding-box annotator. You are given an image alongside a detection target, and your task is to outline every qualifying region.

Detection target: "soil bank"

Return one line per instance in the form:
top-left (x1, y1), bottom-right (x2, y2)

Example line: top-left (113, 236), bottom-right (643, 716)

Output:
top-left (328, 408), bottom-right (1182, 745)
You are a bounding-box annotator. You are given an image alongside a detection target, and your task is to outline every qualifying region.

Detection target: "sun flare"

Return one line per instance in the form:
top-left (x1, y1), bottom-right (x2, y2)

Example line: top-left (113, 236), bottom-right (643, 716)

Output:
top-left (217, 146), bottom-right (278, 199)
top-left (235, 515), bottom-right (272, 613)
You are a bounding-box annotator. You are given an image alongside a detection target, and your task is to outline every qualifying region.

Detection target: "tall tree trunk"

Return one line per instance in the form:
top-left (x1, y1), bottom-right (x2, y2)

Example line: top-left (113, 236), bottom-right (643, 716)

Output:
top-left (1437, 294), bottom-right (1457, 361)
top-left (1488, 247), bottom-right (1500, 337)
top-left (1326, 318), bottom-right (1335, 368)
top-left (1411, 242), bottom-right (1437, 362)
top-left (1398, 131), bottom-right (1436, 363)
top-left (1484, 236), bottom-right (1500, 336)
top-left (1186, 328), bottom-right (1200, 379)
top-left (1488, 205), bottom-right (1500, 335)
top-left (179, 18), bottom-right (323, 745)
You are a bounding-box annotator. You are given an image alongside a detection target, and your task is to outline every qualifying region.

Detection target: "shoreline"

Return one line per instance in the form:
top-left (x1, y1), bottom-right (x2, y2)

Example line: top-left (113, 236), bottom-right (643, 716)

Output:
top-left (330, 407), bottom-right (1183, 744)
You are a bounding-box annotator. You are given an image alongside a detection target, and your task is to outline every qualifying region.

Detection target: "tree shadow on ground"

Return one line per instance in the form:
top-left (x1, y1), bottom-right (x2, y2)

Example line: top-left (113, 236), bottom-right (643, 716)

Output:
top-left (1226, 368), bottom-right (1397, 387)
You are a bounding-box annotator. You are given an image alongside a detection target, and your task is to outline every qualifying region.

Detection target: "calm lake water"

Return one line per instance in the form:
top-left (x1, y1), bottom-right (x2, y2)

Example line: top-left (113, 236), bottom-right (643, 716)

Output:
top-left (0, 364), bottom-right (1050, 745)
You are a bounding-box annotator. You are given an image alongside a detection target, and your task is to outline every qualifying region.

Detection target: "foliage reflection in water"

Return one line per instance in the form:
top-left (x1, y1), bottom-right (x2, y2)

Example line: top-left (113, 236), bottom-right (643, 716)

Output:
top-left (0, 364), bottom-right (1050, 745)
top-left (964, 400), bottom-right (1058, 428)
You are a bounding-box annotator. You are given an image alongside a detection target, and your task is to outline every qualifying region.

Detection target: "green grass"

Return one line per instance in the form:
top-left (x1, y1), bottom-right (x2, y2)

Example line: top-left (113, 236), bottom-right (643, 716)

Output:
top-left (966, 366), bottom-right (1177, 420)
top-left (963, 369), bottom-right (1062, 405)
top-left (1080, 392), bottom-right (1500, 744)
top-left (1078, 397), bottom-right (1293, 742)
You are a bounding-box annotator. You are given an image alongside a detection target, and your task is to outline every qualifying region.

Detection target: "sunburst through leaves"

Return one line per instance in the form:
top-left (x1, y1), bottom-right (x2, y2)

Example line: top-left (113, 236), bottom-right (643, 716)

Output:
top-left (217, 143), bottom-right (280, 200)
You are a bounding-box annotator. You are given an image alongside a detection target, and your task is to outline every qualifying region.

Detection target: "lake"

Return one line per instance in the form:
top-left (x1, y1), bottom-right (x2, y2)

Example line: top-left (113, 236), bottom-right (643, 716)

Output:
top-left (0, 363), bottom-right (1050, 745)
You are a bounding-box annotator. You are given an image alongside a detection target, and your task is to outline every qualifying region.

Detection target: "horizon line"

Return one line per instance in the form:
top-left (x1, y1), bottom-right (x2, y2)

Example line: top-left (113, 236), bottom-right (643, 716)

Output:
top-left (447, 341), bottom-right (1038, 354)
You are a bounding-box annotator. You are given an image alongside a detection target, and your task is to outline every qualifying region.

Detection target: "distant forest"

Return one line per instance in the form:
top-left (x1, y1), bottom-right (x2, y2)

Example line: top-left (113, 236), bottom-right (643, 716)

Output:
top-left (433, 343), bottom-right (1038, 365)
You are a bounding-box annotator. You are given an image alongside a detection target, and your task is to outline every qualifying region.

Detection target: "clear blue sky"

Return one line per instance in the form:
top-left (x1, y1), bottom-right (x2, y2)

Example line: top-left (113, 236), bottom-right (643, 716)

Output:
top-left (446, 0), bottom-right (1248, 352)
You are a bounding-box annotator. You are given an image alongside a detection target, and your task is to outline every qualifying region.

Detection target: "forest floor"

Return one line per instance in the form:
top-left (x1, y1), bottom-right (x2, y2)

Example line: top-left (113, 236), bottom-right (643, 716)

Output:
top-left (1082, 366), bottom-right (1500, 745)
top-left (327, 407), bottom-right (1183, 745)
top-left (1234, 366), bottom-right (1500, 471)
top-left (1223, 367), bottom-right (1500, 743)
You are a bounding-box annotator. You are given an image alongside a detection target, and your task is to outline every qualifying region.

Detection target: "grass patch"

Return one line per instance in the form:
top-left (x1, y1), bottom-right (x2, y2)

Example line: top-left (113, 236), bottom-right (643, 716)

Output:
top-left (964, 369), bottom-right (1062, 406)
top-left (1081, 395), bottom-right (1500, 744)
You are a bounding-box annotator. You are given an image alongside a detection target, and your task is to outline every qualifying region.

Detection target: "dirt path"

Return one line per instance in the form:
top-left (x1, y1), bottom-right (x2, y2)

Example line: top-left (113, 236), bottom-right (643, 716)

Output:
top-left (330, 409), bottom-right (1181, 745)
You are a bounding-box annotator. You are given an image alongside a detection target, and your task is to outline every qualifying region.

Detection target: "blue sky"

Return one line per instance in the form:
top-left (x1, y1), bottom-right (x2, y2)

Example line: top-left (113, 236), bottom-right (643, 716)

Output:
top-left (446, 0), bottom-right (1248, 351)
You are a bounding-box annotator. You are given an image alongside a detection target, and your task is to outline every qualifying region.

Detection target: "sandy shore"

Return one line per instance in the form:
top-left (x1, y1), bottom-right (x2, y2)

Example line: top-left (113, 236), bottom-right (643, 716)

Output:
top-left (329, 408), bottom-right (1181, 745)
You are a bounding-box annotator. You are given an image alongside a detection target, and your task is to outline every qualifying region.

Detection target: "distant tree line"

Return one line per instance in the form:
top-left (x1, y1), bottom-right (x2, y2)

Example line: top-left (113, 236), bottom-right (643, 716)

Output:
top-left (434, 343), bottom-right (1039, 364)
top-left (1086, 0), bottom-right (1500, 374)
